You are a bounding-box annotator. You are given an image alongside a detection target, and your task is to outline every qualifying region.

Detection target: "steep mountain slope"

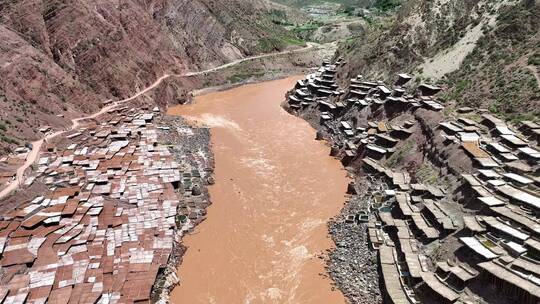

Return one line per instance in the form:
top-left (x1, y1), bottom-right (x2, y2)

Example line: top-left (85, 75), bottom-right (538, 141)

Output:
top-left (335, 0), bottom-right (539, 121)
top-left (0, 0), bottom-right (304, 153)
top-left (441, 0), bottom-right (540, 122)
top-left (155, 0), bottom-right (306, 66)
top-left (274, 0), bottom-right (374, 8)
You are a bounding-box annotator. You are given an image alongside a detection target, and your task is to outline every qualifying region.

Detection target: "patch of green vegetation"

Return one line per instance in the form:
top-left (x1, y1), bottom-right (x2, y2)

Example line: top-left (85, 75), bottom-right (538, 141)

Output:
top-left (269, 9), bottom-right (294, 26)
top-left (507, 112), bottom-right (539, 125)
top-left (176, 215), bottom-right (187, 227)
top-left (484, 67), bottom-right (539, 122)
top-left (289, 21), bottom-right (324, 41)
top-left (374, 0), bottom-right (400, 12)
top-left (528, 52), bottom-right (540, 66)
top-left (341, 36), bottom-right (358, 49)
top-left (465, 113), bottom-right (483, 123)
top-left (255, 34), bottom-right (305, 53)
top-left (0, 122), bottom-right (6, 132)
top-left (1, 135), bottom-right (18, 145)
top-left (338, 5), bottom-right (357, 16)
top-left (361, 13), bottom-right (393, 31)
top-left (442, 106), bottom-right (455, 118)
top-left (442, 79), bottom-right (470, 102)
top-left (281, 36), bottom-right (305, 46)
top-left (227, 70), bottom-right (266, 83)
top-left (360, 15), bottom-right (374, 26)
top-left (482, 239), bottom-right (496, 248)
top-left (386, 139), bottom-right (415, 168)
top-left (292, 21), bottom-right (323, 34)
top-left (416, 163), bottom-right (439, 185)
top-left (256, 37), bottom-right (282, 53)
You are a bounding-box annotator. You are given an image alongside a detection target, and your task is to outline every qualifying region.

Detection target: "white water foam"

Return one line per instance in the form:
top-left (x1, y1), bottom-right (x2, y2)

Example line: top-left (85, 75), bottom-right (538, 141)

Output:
top-left (194, 114), bottom-right (242, 131)
top-left (239, 157), bottom-right (277, 178)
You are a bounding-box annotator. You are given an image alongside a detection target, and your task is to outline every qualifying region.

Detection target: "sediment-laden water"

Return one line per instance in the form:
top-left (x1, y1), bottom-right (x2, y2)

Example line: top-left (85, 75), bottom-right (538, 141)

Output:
top-left (168, 77), bottom-right (349, 303)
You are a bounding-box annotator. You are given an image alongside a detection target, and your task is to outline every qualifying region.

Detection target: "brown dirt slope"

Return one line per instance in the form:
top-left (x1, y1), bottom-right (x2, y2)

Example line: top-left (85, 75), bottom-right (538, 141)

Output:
top-left (335, 0), bottom-right (540, 121)
top-left (0, 0), bottom-right (305, 153)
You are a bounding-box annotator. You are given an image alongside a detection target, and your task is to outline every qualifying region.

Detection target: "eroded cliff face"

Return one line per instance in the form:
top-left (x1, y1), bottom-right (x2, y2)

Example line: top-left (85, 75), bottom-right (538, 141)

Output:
top-left (0, 0), bottom-right (303, 152)
top-left (0, 24), bottom-right (100, 142)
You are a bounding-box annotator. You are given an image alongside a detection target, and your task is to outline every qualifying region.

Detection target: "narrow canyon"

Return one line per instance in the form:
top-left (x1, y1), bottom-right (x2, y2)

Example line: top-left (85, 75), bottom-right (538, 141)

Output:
top-left (0, 1), bottom-right (538, 303)
top-left (168, 77), bottom-right (350, 303)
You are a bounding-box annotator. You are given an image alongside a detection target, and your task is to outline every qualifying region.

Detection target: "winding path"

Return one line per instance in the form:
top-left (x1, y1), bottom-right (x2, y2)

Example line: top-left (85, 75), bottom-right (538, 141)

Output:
top-left (0, 42), bottom-right (322, 200)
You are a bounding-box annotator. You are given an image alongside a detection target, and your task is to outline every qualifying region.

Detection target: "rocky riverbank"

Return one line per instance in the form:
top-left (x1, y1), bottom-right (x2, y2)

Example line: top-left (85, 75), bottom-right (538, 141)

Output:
top-left (326, 175), bottom-right (382, 303)
top-left (153, 116), bottom-right (215, 302)
top-left (292, 113), bottom-right (384, 303)
top-left (282, 63), bottom-right (385, 303)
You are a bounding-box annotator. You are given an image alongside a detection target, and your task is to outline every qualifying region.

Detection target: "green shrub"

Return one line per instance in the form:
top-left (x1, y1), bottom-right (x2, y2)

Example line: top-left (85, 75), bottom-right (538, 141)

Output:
top-left (528, 52), bottom-right (540, 66)
top-left (1, 135), bottom-right (18, 145)
top-left (374, 0), bottom-right (400, 12)
top-left (386, 140), bottom-right (414, 168)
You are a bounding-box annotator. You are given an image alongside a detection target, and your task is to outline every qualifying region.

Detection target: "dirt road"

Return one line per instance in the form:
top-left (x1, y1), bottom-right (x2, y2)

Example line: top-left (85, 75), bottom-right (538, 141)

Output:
top-left (0, 42), bottom-right (324, 201)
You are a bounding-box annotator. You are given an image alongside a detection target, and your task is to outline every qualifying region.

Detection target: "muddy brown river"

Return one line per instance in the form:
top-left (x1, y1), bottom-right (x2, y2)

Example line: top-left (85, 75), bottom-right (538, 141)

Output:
top-left (167, 77), bottom-right (349, 303)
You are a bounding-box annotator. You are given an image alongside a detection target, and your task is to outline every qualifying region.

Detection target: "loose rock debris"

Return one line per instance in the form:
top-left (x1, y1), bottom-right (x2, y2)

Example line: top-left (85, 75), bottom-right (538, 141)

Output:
top-left (327, 179), bottom-right (381, 304)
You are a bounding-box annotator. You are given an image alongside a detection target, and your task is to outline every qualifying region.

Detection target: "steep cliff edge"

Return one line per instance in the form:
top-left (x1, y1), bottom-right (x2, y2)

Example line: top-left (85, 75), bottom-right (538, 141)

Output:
top-left (0, 0), bottom-right (305, 153)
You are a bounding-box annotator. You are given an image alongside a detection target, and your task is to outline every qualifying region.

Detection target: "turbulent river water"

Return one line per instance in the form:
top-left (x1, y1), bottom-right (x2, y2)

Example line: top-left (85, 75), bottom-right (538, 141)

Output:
top-left (167, 76), bottom-right (349, 303)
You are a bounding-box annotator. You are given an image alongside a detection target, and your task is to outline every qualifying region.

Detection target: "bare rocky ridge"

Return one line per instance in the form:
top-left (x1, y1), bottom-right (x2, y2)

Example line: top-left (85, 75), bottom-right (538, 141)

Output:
top-left (335, 0), bottom-right (500, 79)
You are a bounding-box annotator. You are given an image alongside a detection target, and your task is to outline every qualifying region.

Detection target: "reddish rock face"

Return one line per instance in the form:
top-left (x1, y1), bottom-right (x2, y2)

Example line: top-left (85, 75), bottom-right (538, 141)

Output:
top-left (0, 0), bottom-right (300, 153)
